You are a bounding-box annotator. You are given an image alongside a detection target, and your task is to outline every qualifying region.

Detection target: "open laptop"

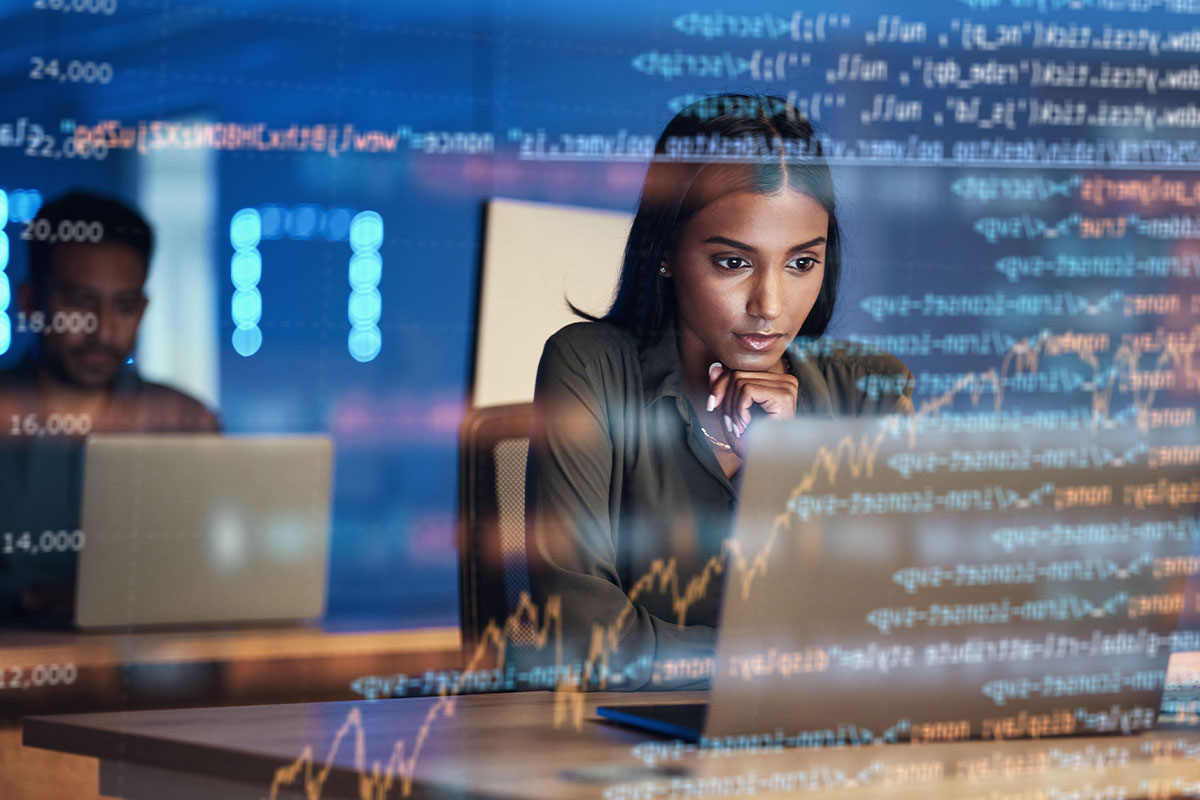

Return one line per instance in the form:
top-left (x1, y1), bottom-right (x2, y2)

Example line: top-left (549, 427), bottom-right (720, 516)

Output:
top-left (73, 434), bottom-right (333, 629)
top-left (598, 415), bottom-right (1200, 742)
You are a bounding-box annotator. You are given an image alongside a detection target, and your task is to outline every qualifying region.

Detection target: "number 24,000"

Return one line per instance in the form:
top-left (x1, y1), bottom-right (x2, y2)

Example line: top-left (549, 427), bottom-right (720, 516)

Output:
top-left (29, 57), bottom-right (112, 84)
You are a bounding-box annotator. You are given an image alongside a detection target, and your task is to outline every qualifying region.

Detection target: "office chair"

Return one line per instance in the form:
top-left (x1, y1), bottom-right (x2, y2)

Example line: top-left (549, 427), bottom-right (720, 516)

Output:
top-left (457, 402), bottom-right (535, 664)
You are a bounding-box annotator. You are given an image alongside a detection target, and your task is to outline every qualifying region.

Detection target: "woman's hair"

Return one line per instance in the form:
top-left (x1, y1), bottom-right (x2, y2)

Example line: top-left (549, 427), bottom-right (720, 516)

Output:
top-left (572, 93), bottom-right (841, 345)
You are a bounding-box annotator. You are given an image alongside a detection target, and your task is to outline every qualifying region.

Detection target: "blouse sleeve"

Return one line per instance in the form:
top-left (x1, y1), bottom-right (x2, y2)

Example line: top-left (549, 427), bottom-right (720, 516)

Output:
top-left (824, 349), bottom-right (916, 417)
top-left (859, 353), bottom-right (915, 416)
top-left (524, 331), bottom-right (714, 692)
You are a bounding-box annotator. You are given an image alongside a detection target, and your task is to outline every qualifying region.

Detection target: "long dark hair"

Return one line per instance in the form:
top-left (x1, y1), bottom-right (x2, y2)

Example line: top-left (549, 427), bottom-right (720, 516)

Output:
top-left (572, 93), bottom-right (841, 345)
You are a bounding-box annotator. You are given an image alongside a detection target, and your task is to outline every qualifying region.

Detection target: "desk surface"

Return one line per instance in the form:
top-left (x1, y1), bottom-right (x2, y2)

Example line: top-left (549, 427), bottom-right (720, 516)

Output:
top-left (0, 623), bottom-right (460, 667)
top-left (25, 689), bottom-right (1200, 800)
top-left (1, 625), bottom-right (462, 800)
top-left (0, 624), bottom-right (462, 717)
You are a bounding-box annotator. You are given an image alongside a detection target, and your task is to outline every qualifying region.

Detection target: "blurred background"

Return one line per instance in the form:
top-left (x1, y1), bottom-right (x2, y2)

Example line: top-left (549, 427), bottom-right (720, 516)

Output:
top-left (5, 0), bottom-right (1195, 626)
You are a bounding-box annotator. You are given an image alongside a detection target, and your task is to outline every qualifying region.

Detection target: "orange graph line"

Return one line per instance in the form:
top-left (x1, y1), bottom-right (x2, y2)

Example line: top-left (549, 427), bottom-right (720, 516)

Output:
top-left (265, 325), bottom-right (1200, 799)
top-left (266, 595), bottom-right (564, 800)
top-left (914, 325), bottom-right (1200, 426)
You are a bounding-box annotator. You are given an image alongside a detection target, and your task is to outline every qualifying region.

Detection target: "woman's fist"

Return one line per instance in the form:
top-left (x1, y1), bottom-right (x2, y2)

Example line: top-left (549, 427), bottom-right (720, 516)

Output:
top-left (705, 361), bottom-right (798, 458)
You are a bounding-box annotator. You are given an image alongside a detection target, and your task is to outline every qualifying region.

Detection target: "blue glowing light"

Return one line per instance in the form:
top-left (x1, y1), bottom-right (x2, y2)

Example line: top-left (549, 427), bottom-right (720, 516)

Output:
top-left (230, 250), bottom-right (262, 290)
top-left (9, 190), bottom-right (41, 223)
top-left (227, 205), bottom-right (386, 362)
top-left (0, 224), bottom-right (7, 355)
top-left (9, 192), bottom-right (26, 223)
top-left (0, 190), bottom-right (7, 225)
top-left (232, 325), bottom-right (263, 357)
top-left (324, 208), bottom-right (352, 241)
top-left (347, 288), bottom-right (382, 326)
top-left (348, 325), bottom-right (381, 363)
top-left (349, 211), bottom-right (383, 253)
top-left (289, 205), bottom-right (318, 239)
top-left (259, 205), bottom-right (284, 239)
top-left (230, 208), bottom-right (262, 250)
top-left (348, 210), bottom-right (382, 364)
top-left (231, 287), bottom-right (263, 327)
top-left (230, 208), bottom-right (263, 356)
top-left (348, 252), bottom-right (382, 290)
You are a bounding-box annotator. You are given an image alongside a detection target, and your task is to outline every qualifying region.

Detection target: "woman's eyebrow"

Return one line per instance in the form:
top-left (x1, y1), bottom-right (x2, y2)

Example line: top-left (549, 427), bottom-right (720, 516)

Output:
top-left (702, 235), bottom-right (827, 253)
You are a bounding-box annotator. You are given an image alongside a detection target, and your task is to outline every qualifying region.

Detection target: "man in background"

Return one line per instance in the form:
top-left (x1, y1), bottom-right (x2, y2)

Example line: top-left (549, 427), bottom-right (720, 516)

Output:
top-left (0, 190), bottom-right (219, 620)
top-left (2, 190), bottom-right (218, 432)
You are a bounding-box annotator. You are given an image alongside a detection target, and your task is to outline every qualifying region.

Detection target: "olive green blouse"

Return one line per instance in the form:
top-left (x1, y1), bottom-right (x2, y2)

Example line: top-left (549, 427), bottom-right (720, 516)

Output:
top-left (524, 315), bottom-right (912, 691)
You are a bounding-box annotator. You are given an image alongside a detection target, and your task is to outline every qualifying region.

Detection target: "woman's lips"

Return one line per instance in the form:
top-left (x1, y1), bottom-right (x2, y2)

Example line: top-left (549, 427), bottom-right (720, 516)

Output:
top-left (734, 333), bottom-right (782, 351)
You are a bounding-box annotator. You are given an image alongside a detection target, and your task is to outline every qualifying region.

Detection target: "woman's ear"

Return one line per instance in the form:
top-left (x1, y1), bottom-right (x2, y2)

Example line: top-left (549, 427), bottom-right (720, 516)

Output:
top-left (658, 258), bottom-right (671, 278)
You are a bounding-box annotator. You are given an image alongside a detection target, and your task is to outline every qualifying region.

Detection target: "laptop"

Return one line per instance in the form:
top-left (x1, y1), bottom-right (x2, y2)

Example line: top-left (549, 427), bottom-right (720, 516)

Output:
top-left (73, 434), bottom-right (333, 629)
top-left (598, 415), bottom-right (1200, 742)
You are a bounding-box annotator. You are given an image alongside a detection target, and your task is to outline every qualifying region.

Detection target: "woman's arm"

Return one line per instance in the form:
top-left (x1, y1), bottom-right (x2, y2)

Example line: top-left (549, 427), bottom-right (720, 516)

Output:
top-left (811, 347), bottom-right (915, 417)
top-left (523, 329), bottom-right (714, 691)
top-left (857, 353), bottom-right (915, 416)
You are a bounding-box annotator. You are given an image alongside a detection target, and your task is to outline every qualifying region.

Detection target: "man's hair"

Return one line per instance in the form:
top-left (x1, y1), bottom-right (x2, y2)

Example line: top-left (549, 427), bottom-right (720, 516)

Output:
top-left (26, 190), bottom-right (154, 291)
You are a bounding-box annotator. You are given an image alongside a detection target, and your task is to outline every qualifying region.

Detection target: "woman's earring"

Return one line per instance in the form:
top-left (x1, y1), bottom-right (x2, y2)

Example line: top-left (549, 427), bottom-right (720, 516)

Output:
top-left (658, 266), bottom-right (668, 276)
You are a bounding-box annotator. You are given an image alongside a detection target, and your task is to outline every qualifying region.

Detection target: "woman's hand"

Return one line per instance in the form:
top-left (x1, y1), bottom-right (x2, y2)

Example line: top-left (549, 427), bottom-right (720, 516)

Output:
top-left (706, 361), bottom-right (798, 458)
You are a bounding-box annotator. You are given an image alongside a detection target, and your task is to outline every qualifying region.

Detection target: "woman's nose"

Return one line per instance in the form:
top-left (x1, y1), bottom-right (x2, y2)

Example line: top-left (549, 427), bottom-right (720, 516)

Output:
top-left (746, 269), bottom-right (783, 322)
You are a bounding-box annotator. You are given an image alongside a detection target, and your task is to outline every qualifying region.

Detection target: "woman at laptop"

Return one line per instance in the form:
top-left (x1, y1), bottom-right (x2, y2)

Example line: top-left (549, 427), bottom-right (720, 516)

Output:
top-left (524, 94), bottom-right (912, 691)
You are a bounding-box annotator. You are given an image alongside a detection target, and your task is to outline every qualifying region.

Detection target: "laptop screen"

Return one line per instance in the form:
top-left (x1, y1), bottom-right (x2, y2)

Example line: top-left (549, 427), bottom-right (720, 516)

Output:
top-left (706, 415), bottom-right (1200, 742)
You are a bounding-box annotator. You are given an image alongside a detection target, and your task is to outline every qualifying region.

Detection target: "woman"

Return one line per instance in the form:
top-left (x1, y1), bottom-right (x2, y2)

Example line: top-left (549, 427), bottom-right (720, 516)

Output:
top-left (523, 94), bottom-right (912, 691)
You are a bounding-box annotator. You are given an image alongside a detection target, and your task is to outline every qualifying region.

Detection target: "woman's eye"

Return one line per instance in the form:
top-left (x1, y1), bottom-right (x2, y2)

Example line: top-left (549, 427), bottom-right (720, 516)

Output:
top-left (790, 257), bottom-right (819, 272)
top-left (715, 256), bottom-right (749, 270)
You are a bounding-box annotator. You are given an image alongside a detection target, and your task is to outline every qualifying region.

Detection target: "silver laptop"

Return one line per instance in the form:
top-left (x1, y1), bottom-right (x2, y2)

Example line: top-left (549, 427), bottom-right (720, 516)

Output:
top-left (599, 415), bottom-right (1199, 742)
top-left (75, 434), bottom-right (333, 629)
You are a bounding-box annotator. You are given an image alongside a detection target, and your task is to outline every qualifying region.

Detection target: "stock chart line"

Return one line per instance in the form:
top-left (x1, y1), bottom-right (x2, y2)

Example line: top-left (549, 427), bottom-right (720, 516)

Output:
top-left (913, 325), bottom-right (1200, 428)
top-left (267, 596), bottom-right (565, 800)
top-left (265, 323), bottom-right (1199, 800)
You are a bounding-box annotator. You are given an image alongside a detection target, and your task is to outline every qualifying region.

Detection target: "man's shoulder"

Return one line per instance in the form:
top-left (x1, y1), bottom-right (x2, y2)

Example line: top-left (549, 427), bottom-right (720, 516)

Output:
top-left (126, 375), bottom-right (220, 431)
top-left (135, 377), bottom-right (209, 403)
top-left (0, 358), bottom-right (41, 417)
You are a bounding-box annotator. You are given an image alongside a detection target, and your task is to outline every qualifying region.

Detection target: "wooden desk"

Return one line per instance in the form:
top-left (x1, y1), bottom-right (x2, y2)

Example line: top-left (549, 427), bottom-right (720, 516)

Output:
top-left (23, 689), bottom-right (1200, 800)
top-left (2, 624), bottom-right (462, 800)
top-left (0, 624), bottom-right (461, 715)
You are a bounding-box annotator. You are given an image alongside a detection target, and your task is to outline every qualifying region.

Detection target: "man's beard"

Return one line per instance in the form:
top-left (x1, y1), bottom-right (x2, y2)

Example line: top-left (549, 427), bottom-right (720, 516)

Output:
top-left (50, 343), bottom-right (126, 388)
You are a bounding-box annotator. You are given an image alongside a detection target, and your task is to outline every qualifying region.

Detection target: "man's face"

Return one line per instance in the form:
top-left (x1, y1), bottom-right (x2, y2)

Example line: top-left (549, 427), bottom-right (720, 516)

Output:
top-left (35, 242), bottom-right (148, 388)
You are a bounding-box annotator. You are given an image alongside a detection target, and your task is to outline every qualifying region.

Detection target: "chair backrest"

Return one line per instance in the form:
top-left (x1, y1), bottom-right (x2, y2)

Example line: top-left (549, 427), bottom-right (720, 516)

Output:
top-left (457, 402), bottom-right (534, 663)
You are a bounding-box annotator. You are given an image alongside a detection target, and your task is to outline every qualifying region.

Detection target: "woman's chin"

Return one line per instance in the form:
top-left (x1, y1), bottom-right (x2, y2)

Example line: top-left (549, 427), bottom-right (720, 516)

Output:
top-left (724, 351), bottom-right (782, 372)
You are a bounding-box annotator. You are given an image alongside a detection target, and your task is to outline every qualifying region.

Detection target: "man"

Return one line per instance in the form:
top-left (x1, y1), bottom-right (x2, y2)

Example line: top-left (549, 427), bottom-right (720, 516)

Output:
top-left (0, 190), bottom-right (218, 620)
top-left (2, 190), bottom-right (218, 433)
